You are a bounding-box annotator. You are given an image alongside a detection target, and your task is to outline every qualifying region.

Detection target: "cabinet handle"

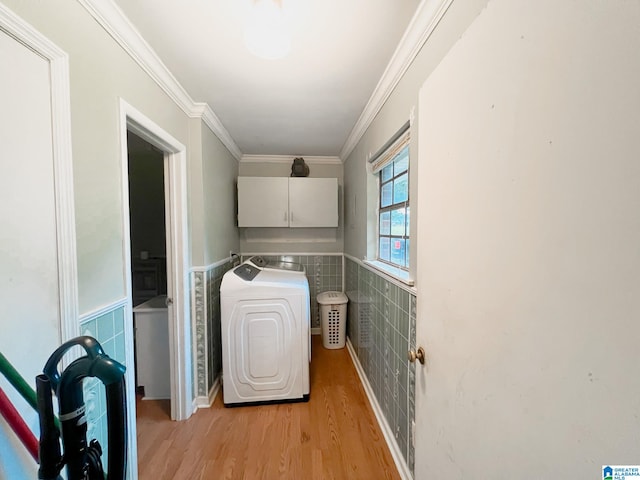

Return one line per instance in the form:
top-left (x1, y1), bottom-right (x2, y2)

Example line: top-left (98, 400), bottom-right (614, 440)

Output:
top-left (290, 211), bottom-right (294, 223)
top-left (284, 211), bottom-right (288, 222)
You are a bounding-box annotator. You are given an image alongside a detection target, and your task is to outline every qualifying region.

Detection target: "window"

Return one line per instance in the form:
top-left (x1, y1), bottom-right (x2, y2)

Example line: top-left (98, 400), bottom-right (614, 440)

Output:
top-left (369, 123), bottom-right (410, 270)
top-left (378, 145), bottom-right (409, 269)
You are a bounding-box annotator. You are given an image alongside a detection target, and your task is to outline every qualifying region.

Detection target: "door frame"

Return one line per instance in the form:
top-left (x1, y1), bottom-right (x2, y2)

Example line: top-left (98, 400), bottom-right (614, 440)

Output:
top-left (118, 99), bottom-right (192, 426)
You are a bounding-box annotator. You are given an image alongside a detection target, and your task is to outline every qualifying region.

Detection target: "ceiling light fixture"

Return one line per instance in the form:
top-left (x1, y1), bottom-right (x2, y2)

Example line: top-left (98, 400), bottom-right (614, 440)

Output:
top-left (244, 0), bottom-right (291, 60)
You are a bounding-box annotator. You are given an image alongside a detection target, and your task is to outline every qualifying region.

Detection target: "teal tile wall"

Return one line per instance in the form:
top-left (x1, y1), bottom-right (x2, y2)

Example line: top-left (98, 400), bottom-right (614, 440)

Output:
top-left (194, 254), bottom-right (342, 397)
top-left (192, 258), bottom-right (237, 399)
top-left (80, 304), bottom-right (127, 473)
top-left (206, 260), bottom-right (237, 390)
top-left (241, 255), bottom-right (343, 328)
top-left (193, 270), bottom-right (206, 397)
top-left (345, 257), bottom-right (416, 474)
top-left (193, 255), bottom-right (414, 471)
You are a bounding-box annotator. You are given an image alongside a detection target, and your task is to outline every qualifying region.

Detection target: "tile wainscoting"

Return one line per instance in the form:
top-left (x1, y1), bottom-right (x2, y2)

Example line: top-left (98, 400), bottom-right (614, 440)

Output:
top-left (345, 256), bottom-right (417, 476)
top-left (191, 257), bottom-right (238, 403)
top-left (191, 253), bottom-right (416, 477)
top-left (73, 255), bottom-right (416, 477)
top-left (240, 254), bottom-right (343, 329)
top-left (193, 253), bottom-right (342, 404)
top-left (79, 300), bottom-right (128, 470)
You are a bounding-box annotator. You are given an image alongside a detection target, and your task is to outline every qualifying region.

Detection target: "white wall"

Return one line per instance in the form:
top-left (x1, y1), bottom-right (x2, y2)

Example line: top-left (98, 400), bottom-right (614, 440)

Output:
top-left (343, 0), bottom-right (490, 282)
top-left (2, 0), bottom-right (241, 297)
top-left (416, 0), bottom-right (640, 476)
top-left (2, 0), bottom-right (192, 312)
top-left (187, 119), bottom-right (206, 267)
top-left (187, 119), bottom-right (240, 267)
top-left (0, 1), bottom-right (239, 474)
top-left (202, 124), bottom-right (240, 265)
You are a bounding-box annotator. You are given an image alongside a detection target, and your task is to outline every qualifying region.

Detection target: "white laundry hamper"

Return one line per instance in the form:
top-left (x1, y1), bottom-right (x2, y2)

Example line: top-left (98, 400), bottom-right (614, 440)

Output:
top-left (317, 291), bottom-right (348, 349)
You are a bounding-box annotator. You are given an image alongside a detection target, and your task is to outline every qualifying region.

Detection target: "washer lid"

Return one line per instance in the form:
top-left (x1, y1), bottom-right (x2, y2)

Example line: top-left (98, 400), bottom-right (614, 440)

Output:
top-left (248, 255), bottom-right (305, 273)
top-left (265, 260), bottom-right (305, 272)
top-left (247, 255), bottom-right (267, 268)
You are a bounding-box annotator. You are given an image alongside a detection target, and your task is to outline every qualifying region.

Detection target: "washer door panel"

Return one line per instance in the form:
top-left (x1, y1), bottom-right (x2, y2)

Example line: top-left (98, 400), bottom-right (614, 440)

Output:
top-left (227, 298), bottom-right (302, 401)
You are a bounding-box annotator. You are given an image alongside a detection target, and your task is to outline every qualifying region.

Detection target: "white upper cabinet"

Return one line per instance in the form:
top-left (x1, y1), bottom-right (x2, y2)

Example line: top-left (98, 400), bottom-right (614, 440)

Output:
top-left (237, 177), bottom-right (289, 227)
top-left (288, 177), bottom-right (338, 227)
top-left (237, 177), bottom-right (338, 228)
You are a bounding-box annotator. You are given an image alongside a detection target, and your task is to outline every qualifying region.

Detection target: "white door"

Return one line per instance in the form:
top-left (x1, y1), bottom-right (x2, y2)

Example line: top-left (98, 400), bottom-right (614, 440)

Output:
top-left (0, 23), bottom-right (75, 479)
top-left (414, 1), bottom-right (640, 478)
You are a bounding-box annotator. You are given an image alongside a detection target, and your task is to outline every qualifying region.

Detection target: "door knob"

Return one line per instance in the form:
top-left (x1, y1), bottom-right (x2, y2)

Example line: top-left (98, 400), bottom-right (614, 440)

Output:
top-left (408, 346), bottom-right (425, 365)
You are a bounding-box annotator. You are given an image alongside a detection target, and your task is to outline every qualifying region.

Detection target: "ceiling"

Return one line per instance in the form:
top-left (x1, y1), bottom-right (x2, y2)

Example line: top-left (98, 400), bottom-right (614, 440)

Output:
top-left (112, 0), bottom-right (422, 158)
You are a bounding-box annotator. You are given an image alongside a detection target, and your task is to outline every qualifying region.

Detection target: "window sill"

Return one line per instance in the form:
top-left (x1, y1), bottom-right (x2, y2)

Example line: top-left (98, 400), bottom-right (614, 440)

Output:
top-left (363, 260), bottom-right (415, 288)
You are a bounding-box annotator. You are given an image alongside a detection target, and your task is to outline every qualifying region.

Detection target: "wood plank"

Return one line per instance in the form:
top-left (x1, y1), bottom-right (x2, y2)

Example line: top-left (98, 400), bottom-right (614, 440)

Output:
top-left (136, 336), bottom-right (402, 480)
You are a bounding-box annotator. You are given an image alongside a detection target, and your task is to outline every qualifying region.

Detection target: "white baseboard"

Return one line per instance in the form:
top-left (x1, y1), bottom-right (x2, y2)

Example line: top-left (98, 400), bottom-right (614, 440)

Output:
top-left (346, 338), bottom-right (413, 480)
top-left (194, 377), bottom-right (221, 408)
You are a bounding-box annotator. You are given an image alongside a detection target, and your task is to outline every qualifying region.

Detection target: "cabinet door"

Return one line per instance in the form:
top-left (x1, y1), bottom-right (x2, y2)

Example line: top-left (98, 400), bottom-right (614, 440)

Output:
top-left (238, 177), bottom-right (289, 227)
top-left (288, 177), bottom-right (338, 227)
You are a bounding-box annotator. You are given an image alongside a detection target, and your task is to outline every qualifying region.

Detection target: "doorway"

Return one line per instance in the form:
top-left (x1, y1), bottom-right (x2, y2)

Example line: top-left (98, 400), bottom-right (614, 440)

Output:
top-left (118, 101), bottom-right (193, 472)
top-left (126, 132), bottom-right (170, 415)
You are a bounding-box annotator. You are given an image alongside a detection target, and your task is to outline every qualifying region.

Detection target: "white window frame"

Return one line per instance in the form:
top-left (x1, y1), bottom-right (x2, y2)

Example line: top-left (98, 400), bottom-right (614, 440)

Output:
top-left (365, 122), bottom-right (414, 285)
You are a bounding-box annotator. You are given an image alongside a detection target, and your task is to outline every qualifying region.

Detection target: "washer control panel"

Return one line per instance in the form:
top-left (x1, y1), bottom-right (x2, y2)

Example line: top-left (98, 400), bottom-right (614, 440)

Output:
top-left (233, 263), bottom-right (261, 281)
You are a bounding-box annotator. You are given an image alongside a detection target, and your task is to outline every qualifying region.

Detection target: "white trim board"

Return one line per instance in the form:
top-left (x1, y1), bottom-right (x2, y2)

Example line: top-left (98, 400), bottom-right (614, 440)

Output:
top-left (346, 339), bottom-right (413, 480)
top-left (339, 0), bottom-right (454, 161)
top-left (76, 0), bottom-right (450, 164)
top-left (190, 255), bottom-right (236, 273)
top-left (194, 102), bottom-right (242, 160)
top-left (194, 377), bottom-right (221, 409)
top-left (119, 98), bottom-right (193, 423)
top-left (79, 298), bottom-right (128, 324)
top-left (344, 253), bottom-right (416, 295)
top-left (78, 0), bottom-right (242, 161)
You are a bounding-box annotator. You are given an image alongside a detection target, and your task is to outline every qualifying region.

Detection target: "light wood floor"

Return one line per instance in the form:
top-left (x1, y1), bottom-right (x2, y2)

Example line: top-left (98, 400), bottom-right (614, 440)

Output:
top-left (136, 335), bottom-right (401, 480)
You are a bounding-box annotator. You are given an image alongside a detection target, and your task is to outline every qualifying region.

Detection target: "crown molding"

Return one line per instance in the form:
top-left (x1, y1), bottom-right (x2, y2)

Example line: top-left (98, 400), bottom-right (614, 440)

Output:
top-left (198, 103), bottom-right (243, 160)
top-left (78, 0), bottom-right (242, 161)
top-left (240, 155), bottom-right (342, 165)
top-left (339, 0), bottom-right (454, 161)
top-left (78, 0), bottom-right (452, 164)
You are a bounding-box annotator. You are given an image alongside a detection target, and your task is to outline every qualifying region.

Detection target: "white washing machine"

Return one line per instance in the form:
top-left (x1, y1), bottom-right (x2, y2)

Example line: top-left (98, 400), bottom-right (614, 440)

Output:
top-left (220, 256), bottom-right (310, 406)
